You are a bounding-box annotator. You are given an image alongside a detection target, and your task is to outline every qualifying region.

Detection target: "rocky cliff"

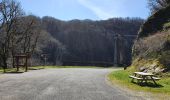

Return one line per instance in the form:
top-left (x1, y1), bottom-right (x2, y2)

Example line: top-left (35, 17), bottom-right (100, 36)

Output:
top-left (132, 5), bottom-right (170, 74)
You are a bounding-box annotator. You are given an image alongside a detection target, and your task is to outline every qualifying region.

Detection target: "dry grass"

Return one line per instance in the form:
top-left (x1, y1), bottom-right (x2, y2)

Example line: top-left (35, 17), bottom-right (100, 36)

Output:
top-left (133, 30), bottom-right (170, 58)
top-left (132, 30), bottom-right (170, 70)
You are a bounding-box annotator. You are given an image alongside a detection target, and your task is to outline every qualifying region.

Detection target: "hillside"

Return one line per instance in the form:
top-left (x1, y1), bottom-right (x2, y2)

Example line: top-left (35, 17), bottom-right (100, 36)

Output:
top-left (132, 5), bottom-right (170, 74)
top-left (35, 17), bottom-right (144, 66)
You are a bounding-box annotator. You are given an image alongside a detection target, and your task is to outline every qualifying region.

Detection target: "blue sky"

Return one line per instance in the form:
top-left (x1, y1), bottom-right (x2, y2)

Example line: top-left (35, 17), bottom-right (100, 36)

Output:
top-left (18, 0), bottom-right (150, 20)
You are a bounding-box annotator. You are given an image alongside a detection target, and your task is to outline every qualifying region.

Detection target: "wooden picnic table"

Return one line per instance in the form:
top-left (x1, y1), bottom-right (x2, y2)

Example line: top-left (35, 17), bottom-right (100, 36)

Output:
top-left (129, 72), bottom-right (160, 85)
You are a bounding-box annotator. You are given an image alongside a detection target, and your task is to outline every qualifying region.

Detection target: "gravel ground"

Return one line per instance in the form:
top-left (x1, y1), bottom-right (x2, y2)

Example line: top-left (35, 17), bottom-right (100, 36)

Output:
top-left (0, 68), bottom-right (145, 100)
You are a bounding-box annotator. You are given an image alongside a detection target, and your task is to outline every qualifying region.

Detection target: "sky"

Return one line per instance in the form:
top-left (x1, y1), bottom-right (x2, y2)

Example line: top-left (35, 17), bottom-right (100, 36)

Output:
top-left (18, 0), bottom-right (150, 21)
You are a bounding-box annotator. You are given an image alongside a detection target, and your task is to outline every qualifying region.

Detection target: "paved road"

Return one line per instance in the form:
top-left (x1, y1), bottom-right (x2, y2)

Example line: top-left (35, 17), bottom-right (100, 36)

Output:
top-left (0, 68), bottom-right (144, 100)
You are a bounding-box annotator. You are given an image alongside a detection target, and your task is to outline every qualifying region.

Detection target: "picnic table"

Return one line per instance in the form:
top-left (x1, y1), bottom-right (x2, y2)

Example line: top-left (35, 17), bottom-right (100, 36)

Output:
top-left (129, 72), bottom-right (160, 85)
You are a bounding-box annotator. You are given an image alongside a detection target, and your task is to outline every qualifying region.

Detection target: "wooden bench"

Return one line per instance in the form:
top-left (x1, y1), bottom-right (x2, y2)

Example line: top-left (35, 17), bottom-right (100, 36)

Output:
top-left (147, 77), bottom-right (161, 80)
top-left (129, 72), bottom-right (161, 85)
top-left (129, 75), bottom-right (142, 80)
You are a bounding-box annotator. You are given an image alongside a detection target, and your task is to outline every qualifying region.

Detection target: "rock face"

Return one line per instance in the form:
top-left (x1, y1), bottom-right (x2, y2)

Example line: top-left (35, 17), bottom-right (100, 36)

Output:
top-left (138, 5), bottom-right (170, 38)
top-left (132, 31), bottom-right (170, 72)
top-left (132, 5), bottom-right (170, 72)
top-left (145, 65), bottom-right (165, 75)
top-left (138, 62), bottom-right (165, 75)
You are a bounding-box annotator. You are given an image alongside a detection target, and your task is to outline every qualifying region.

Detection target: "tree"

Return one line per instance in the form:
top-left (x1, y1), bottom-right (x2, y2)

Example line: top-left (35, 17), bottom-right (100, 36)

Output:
top-left (148, 0), bottom-right (170, 13)
top-left (0, 0), bottom-right (41, 72)
top-left (12, 15), bottom-right (41, 54)
top-left (0, 0), bottom-right (23, 72)
top-left (42, 17), bottom-right (143, 66)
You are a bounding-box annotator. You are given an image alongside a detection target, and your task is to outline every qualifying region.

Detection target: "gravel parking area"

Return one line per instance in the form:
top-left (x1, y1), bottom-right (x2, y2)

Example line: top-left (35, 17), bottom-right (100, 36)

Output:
top-left (0, 68), bottom-right (144, 100)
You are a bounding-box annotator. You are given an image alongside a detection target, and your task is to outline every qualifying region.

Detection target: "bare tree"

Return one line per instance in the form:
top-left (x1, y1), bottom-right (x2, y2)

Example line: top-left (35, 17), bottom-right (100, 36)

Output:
top-left (0, 0), bottom-right (41, 72)
top-left (0, 0), bottom-right (23, 72)
top-left (12, 15), bottom-right (41, 54)
top-left (148, 0), bottom-right (170, 13)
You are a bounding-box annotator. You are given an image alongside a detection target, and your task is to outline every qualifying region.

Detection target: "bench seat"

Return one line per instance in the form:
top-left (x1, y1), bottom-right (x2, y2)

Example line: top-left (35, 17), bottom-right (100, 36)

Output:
top-left (129, 75), bottom-right (160, 81)
top-left (129, 75), bottom-right (142, 80)
top-left (148, 77), bottom-right (161, 80)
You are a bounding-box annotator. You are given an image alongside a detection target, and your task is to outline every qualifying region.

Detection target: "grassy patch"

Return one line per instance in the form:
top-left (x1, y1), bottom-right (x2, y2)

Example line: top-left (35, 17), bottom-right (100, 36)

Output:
top-left (108, 69), bottom-right (170, 94)
top-left (29, 66), bottom-right (100, 69)
top-left (0, 68), bottom-right (3, 73)
top-left (0, 68), bottom-right (25, 73)
top-left (0, 66), bottom-right (101, 74)
top-left (164, 22), bottom-right (170, 30)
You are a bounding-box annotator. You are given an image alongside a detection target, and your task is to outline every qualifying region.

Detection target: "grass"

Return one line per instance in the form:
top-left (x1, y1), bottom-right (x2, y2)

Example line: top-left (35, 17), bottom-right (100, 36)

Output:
top-left (30, 66), bottom-right (101, 69)
top-left (0, 66), bottom-right (101, 73)
top-left (108, 69), bottom-right (170, 95)
top-left (0, 67), bottom-right (25, 73)
top-left (164, 22), bottom-right (170, 29)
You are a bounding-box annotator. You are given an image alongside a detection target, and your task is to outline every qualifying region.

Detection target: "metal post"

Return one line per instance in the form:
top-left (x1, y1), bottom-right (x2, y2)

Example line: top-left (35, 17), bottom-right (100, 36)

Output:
top-left (119, 36), bottom-right (124, 65)
top-left (114, 35), bottom-right (118, 66)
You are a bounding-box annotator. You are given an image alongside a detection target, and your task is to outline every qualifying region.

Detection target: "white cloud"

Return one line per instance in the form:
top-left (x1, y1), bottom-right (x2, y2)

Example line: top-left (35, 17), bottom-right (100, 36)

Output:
top-left (77, 0), bottom-right (113, 20)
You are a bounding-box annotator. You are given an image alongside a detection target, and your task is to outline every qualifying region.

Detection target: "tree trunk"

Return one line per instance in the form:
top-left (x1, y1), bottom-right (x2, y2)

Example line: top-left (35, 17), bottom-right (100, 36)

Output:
top-left (2, 56), bottom-right (8, 73)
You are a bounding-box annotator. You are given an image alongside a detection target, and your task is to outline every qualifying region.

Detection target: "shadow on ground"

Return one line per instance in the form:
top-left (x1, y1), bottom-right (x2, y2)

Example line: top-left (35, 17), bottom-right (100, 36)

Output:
top-left (4, 71), bottom-right (24, 74)
top-left (28, 68), bottom-right (44, 70)
top-left (132, 81), bottom-right (163, 88)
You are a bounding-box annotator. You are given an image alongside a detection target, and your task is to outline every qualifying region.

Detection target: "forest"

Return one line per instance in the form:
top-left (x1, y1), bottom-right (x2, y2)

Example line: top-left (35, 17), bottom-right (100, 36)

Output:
top-left (0, 0), bottom-right (144, 70)
top-left (1, 0), bottom-right (170, 99)
top-left (40, 17), bottom-right (144, 66)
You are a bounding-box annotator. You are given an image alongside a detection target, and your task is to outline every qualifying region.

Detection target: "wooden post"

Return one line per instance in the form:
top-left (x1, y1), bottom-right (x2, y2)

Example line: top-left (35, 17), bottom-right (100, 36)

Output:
top-left (25, 56), bottom-right (28, 72)
top-left (16, 56), bottom-right (19, 71)
top-left (13, 53), bottom-right (30, 72)
top-left (13, 56), bottom-right (15, 68)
